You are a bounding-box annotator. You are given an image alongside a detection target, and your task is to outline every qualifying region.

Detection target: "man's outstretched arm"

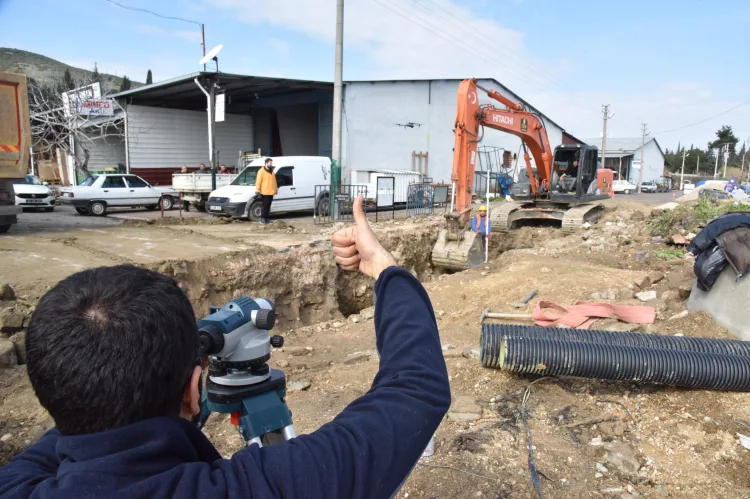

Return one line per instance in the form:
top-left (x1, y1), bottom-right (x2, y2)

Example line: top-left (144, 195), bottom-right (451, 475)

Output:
top-left (219, 196), bottom-right (451, 499)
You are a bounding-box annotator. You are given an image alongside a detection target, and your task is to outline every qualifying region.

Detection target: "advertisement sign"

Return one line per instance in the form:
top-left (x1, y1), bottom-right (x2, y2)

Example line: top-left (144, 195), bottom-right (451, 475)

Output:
top-left (215, 92), bottom-right (226, 122)
top-left (77, 99), bottom-right (114, 116)
top-left (62, 83), bottom-right (101, 117)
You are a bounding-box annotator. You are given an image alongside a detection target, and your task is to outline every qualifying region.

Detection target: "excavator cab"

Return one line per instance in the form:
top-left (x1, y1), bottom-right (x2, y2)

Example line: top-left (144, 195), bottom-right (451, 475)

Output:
top-left (550, 145), bottom-right (601, 198)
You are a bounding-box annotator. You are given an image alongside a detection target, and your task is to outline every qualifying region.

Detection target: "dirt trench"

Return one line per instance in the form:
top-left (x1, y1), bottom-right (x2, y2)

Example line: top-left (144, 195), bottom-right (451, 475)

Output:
top-left (153, 222), bottom-right (447, 328)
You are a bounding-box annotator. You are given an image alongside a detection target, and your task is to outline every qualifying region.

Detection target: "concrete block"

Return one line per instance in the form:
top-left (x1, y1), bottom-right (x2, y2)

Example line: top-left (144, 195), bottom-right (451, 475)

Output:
top-left (447, 396), bottom-right (483, 422)
top-left (688, 267), bottom-right (750, 340)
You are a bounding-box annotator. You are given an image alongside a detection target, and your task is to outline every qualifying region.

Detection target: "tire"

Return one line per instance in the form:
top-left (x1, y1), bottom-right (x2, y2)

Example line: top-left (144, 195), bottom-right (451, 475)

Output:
top-left (0, 224), bottom-right (10, 234)
top-left (161, 196), bottom-right (174, 211)
top-left (247, 200), bottom-right (263, 221)
top-left (147, 205), bottom-right (159, 211)
top-left (89, 201), bottom-right (107, 216)
top-left (316, 194), bottom-right (330, 217)
top-left (624, 190), bottom-right (631, 195)
top-left (75, 207), bottom-right (89, 215)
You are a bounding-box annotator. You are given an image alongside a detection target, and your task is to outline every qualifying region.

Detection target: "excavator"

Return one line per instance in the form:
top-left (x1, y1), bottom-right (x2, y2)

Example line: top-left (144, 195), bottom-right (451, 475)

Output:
top-left (431, 78), bottom-right (614, 270)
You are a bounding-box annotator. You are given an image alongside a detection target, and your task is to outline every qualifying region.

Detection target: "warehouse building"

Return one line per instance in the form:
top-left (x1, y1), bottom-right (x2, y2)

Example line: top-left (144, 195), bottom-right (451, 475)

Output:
top-left (72, 73), bottom-right (580, 187)
top-left (582, 137), bottom-right (667, 184)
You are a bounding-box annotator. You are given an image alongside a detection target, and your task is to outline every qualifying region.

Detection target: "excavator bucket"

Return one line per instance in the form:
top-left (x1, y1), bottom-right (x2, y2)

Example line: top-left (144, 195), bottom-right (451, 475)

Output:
top-left (431, 229), bottom-right (484, 271)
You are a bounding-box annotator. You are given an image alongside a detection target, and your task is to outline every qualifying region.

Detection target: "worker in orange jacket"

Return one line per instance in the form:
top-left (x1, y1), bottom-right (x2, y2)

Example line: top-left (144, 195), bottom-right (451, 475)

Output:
top-left (255, 158), bottom-right (278, 224)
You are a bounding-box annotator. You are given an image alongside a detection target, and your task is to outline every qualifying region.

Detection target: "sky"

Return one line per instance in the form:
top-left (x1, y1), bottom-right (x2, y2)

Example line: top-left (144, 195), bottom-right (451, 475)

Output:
top-left (1, 0), bottom-right (748, 151)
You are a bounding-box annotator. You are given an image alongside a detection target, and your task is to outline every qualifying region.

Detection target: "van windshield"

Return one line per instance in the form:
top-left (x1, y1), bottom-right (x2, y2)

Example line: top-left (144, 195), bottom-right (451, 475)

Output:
top-left (232, 167), bottom-right (260, 186)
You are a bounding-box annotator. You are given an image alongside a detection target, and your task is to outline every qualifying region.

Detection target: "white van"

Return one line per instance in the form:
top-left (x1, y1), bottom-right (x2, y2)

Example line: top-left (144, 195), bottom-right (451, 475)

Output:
top-left (206, 156), bottom-right (331, 220)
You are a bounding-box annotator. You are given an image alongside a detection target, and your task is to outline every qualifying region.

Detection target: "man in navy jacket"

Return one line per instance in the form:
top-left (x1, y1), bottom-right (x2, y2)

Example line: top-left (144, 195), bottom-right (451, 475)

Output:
top-left (0, 196), bottom-right (451, 499)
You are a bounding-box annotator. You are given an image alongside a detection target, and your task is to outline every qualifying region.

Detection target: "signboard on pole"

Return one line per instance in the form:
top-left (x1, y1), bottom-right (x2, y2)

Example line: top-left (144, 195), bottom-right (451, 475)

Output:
top-left (62, 83), bottom-right (101, 117)
top-left (215, 92), bottom-right (226, 122)
top-left (77, 99), bottom-right (114, 116)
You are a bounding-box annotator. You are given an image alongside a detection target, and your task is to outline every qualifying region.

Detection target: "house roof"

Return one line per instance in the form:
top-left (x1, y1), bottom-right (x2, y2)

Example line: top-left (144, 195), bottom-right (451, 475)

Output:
top-left (581, 137), bottom-right (666, 158)
top-left (110, 72), bottom-right (332, 112)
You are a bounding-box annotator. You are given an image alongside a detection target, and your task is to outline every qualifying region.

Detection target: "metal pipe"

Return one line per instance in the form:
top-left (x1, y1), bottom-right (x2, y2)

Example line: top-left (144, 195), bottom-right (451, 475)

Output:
top-left (30, 147), bottom-right (35, 176)
top-left (494, 336), bottom-right (750, 391)
top-left (450, 182), bottom-right (456, 212)
top-left (194, 77), bottom-right (215, 189)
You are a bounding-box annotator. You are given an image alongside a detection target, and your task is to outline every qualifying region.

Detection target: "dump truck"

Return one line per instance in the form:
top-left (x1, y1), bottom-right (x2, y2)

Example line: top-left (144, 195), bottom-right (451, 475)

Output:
top-left (0, 72), bottom-right (31, 233)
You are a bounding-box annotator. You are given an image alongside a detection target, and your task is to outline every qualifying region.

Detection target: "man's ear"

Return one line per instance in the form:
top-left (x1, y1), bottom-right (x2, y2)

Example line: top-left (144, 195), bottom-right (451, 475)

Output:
top-left (180, 366), bottom-right (202, 420)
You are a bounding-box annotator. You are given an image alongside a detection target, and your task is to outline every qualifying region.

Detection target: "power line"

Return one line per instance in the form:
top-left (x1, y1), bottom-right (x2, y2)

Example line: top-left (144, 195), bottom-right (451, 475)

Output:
top-left (103, 0), bottom-right (202, 27)
top-left (412, 0), bottom-right (573, 94)
top-left (653, 99), bottom-right (750, 134)
top-left (368, 0), bottom-right (564, 98)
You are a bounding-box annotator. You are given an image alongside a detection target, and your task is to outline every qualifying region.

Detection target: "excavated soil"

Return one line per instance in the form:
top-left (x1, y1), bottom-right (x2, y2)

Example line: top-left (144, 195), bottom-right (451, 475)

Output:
top-left (1, 205), bottom-right (749, 498)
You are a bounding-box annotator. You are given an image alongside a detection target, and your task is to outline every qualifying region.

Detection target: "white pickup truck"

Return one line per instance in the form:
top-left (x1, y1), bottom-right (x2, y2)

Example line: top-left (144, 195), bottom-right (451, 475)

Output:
top-left (172, 173), bottom-right (238, 209)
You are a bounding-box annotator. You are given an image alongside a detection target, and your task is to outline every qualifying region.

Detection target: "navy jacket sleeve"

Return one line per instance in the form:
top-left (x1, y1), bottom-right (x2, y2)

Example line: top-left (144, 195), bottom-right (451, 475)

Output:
top-left (0, 429), bottom-right (59, 496)
top-left (216, 266), bottom-right (451, 499)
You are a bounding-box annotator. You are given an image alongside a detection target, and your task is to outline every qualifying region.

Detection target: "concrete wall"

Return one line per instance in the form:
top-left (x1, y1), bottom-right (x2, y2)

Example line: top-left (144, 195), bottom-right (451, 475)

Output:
top-left (342, 79), bottom-right (565, 185)
top-left (628, 141), bottom-right (664, 184)
top-left (126, 104), bottom-right (253, 170)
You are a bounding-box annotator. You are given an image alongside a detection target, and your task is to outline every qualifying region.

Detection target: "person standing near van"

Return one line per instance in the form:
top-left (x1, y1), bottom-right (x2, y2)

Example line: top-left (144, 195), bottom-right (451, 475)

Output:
top-left (256, 158), bottom-right (278, 224)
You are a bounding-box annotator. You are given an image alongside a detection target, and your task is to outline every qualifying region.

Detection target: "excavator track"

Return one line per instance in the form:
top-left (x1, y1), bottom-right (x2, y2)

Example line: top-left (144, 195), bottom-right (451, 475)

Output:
top-left (561, 203), bottom-right (605, 233)
top-left (489, 201), bottom-right (525, 231)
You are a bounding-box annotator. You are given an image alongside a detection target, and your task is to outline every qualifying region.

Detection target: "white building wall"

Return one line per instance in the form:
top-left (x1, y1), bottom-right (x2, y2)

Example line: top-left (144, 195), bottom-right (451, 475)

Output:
top-left (342, 79), bottom-right (565, 185)
top-left (79, 135), bottom-right (126, 171)
top-left (126, 105), bottom-right (253, 170)
top-left (628, 141), bottom-right (664, 184)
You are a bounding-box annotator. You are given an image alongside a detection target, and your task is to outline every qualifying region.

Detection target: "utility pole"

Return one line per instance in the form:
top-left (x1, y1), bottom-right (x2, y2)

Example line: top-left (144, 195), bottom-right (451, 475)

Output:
top-left (723, 144), bottom-right (729, 178)
top-left (331, 0), bottom-right (344, 219)
top-left (637, 123), bottom-right (648, 193)
top-left (202, 24), bottom-right (206, 72)
top-left (696, 155), bottom-right (700, 175)
top-left (714, 145), bottom-right (721, 179)
top-left (741, 150), bottom-right (746, 183)
top-left (600, 105), bottom-right (612, 172)
top-left (680, 150), bottom-right (689, 192)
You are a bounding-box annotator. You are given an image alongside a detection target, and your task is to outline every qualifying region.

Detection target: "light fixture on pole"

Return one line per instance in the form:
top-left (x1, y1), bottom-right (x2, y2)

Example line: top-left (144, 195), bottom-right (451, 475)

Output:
top-left (195, 44), bottom-right (223, 190)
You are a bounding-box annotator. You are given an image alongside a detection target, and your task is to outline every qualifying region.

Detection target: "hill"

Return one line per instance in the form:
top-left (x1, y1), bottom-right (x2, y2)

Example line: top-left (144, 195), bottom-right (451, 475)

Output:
top-left (0, 47), bottom-right (140, 91)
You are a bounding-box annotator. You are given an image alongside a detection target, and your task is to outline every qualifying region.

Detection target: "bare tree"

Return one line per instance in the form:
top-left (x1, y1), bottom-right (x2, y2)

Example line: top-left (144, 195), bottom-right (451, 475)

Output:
top-left (28, 73), bottom-right (125, 180)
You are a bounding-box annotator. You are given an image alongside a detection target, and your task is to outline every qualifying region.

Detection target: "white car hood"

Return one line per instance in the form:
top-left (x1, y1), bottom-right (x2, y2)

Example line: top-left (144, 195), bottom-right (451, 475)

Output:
top-left (13, 184), bottom-right (51, 196)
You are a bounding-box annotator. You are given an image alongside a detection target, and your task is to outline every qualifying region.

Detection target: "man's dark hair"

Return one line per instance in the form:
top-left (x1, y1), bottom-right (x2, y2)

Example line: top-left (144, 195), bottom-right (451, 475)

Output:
top-left (26, 265), bottom-right (199, 435)
top-left (265, 158), bottom-right (272, 165)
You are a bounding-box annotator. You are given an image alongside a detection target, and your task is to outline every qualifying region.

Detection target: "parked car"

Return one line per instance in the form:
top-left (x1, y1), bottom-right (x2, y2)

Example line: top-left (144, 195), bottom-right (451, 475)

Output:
top-left (13, 174), bottom-right (55, 212)
top-left (59, 174), bottom-right (178, 216)
top-left (682, 181), bottom-right (695, 194)
top-left (612, 179), bottom-right (637, 194)
top-left (206, 156), bottom-right (331, 220)
top-left (639, 181), bottom-right (658, 193)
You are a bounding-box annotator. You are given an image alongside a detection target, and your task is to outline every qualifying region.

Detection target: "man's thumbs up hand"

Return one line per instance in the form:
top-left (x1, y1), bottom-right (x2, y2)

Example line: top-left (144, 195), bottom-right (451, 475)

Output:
top-left (331, 195), bottom-right (397, 280)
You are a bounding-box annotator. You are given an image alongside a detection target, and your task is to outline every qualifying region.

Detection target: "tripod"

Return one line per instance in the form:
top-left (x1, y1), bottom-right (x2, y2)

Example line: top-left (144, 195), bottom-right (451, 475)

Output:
top-left (198, 368), bottom-right (296, 447)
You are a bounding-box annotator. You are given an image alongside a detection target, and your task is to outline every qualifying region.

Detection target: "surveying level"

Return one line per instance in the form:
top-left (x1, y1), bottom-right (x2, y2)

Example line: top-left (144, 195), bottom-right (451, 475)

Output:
top-left (196, 296), bottom-right (296, 447)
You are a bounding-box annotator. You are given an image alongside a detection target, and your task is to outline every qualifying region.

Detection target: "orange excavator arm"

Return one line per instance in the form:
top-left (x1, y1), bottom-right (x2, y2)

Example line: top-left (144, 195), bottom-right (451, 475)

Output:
top-left (452, 79), bottom-right (554, 216)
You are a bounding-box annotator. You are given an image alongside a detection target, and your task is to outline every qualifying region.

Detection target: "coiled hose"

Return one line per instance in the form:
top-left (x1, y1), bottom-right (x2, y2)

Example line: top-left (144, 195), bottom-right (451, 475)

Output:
top-left (480, 323), bottom-right (750, 368)
top-left (496, 336), bottom-right (750, 391)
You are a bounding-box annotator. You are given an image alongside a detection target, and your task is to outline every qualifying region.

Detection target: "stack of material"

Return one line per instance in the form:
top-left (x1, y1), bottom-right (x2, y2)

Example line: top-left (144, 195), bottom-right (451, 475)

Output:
top-left (480, 323), bottom-right (750, 391)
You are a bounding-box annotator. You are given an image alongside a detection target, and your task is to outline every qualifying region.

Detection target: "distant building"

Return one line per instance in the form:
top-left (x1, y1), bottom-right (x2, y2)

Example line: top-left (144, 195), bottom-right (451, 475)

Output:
top-left (67, 73), bottom-right (581, 187)
top-left (582, 137), bottom-right (666, 184)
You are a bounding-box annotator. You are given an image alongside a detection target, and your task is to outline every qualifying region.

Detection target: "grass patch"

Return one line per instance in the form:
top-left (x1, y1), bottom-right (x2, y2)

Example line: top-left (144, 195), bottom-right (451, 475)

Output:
top-left (654, 249), bottom-right (685, 261)
top-left (647, 195), bottom-right (750, 235)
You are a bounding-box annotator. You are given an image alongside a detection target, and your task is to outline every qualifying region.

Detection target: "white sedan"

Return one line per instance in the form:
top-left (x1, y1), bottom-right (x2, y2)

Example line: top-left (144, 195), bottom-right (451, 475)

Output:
top-left (13, 174), bottom-right (55, 212)
top-left (613, 180), bottom-right (638, 194)
top-left (60, 174), bottom-right (177, 216)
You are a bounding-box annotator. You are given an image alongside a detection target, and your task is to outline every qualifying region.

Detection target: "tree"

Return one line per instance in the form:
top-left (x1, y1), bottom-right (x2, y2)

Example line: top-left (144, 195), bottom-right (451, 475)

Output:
top-left (146, 69), bottom-right (153, 85)
top-left (709, 125), bottom-right (739, 156)
top-left (119, 76), bottom-right (132, 92)
top-left (28, 73), bottom-right (125, 180)
top-left (61, 69), bottom-right (75, 91)
top-left (91, 62), bottom-right (100, 82)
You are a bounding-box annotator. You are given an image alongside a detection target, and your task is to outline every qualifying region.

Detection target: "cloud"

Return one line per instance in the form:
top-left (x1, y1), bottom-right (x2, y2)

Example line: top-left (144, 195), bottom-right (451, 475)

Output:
top-left (268, 38), bottom-right (290, 56)
top-left (136, 24), bottom-right (203, 44)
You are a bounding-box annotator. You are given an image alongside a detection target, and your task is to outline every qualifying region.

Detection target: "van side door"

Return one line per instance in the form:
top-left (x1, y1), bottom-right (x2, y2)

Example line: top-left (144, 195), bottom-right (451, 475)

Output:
top-left (272, 166), bottom-right (296, 212)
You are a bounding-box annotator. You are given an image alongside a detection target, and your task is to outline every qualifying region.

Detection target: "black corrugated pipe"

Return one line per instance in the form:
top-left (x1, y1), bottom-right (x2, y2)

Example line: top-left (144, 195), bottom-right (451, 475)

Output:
top-left (494, 337), bottom-right (750, 391)
top-left (480, 324), bottom-right (750, 368)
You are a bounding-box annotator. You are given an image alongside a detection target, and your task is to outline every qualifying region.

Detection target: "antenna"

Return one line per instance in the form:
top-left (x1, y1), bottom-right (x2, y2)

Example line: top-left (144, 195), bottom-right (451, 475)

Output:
top-left (200, 44), bottom-right (223, 72)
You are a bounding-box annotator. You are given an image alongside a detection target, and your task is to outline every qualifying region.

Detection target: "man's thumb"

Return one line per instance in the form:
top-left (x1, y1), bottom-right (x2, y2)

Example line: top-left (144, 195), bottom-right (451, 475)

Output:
top-left (352, 195), bottom-right (370, 231)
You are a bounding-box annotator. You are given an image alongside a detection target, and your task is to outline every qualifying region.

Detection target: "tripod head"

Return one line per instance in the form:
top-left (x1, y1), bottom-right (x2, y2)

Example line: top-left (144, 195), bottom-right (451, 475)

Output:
top-left (198, 296), bottom-right (284, 387)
